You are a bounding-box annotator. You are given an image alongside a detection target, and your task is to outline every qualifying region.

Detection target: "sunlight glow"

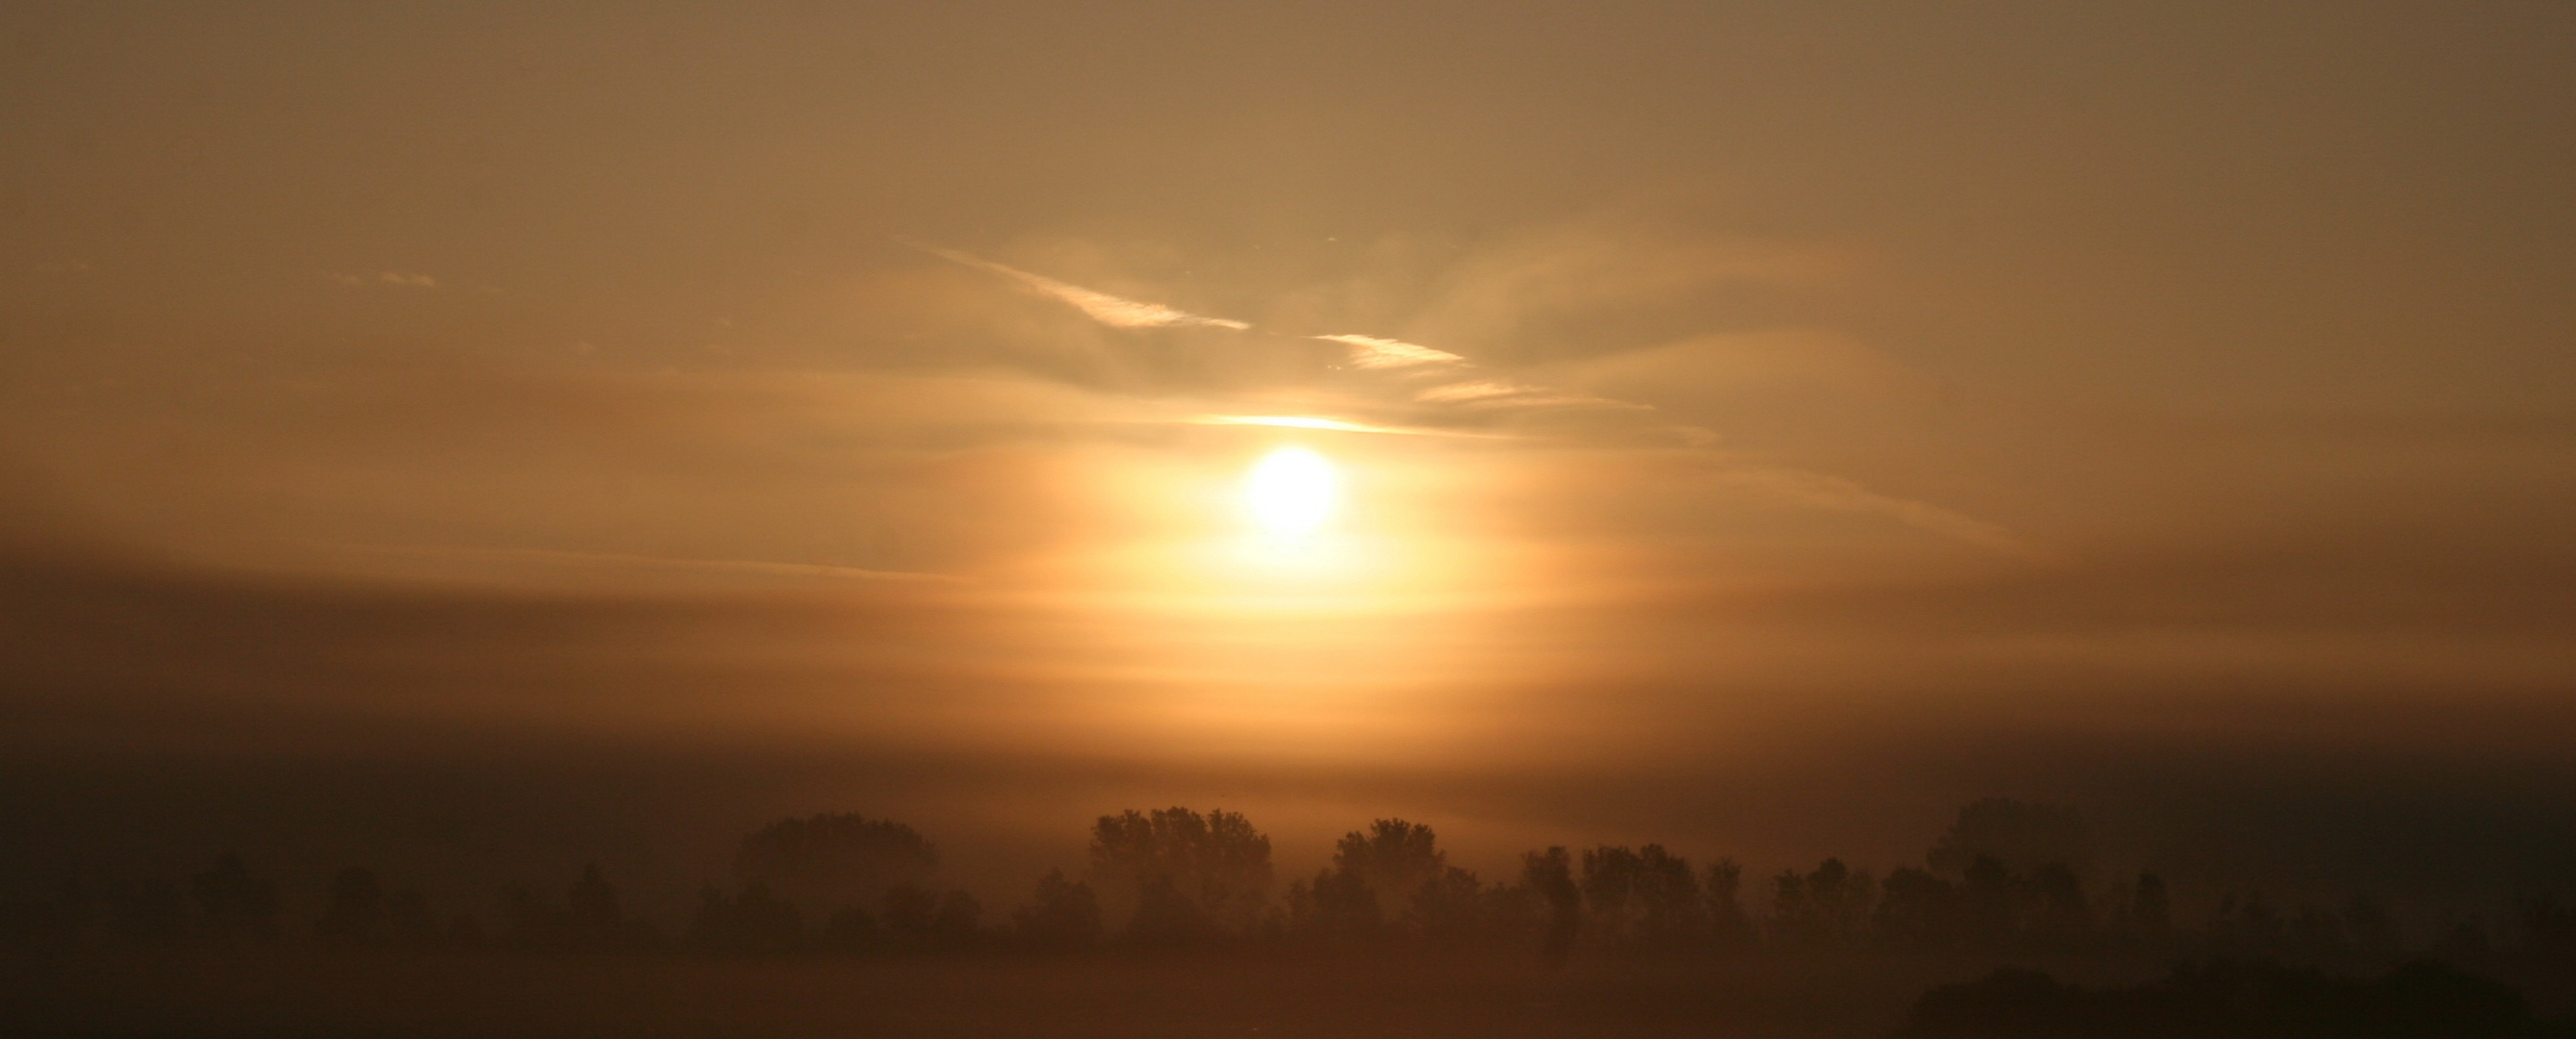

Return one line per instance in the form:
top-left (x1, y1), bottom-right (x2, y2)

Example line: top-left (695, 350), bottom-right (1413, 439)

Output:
top-left (1202, 415), bottom-right (1392, 434)
top-left (1242, 446), bottom-right (1338, 537)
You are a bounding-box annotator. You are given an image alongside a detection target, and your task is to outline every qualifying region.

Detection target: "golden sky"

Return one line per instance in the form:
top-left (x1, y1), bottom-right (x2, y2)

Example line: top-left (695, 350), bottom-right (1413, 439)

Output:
top-left (3, 3), bottom-right (2573, 895)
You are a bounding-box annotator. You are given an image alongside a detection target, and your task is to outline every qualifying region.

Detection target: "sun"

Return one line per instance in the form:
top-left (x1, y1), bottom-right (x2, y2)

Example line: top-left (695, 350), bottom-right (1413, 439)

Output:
top-left (1242, 446), bottom-right (1338, 537)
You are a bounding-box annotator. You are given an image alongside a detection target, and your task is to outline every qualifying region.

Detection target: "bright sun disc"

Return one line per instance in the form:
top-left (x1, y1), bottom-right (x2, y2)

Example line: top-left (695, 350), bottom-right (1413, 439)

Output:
top-left (1243, 446), bottom-right (1337, 536)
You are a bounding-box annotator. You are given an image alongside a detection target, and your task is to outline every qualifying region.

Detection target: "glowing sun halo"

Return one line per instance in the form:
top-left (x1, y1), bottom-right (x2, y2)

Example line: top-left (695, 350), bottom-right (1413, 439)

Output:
top-left (1242, 446), bottom-right (1338, 536)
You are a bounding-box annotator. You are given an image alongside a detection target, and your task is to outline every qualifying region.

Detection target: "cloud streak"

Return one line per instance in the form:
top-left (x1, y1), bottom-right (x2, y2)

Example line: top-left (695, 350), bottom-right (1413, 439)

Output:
top-left (339, 545), bottom-right (969, 583)
top-left (1415, 379), bottom-right (1645, 410)
top-left (922, 246), bottom-right (1249, 330)
top-left (1314, 334), bottom-right (1467, 369)
top-left (325, 270), bottom-right (441, 289)
top-left (913, 241), bottom-right (2032, 556)
top-left (1714, 465), bottom-right (2042, 558)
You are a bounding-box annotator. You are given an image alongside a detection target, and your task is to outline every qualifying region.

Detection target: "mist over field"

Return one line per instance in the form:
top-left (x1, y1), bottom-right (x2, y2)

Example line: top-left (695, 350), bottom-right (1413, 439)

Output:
top-left (5, 2), bottom-right (2575, 1035)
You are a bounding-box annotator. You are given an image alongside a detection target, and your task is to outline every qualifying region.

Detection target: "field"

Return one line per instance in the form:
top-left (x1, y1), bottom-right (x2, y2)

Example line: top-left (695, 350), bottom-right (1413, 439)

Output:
top-left (4, 950), bottom-right (2008, 1039)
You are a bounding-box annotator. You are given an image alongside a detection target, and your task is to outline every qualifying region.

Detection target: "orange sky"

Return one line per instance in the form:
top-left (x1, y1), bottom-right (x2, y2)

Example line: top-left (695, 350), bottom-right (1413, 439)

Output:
top-left (3, 3), bottom-right (2573, 901)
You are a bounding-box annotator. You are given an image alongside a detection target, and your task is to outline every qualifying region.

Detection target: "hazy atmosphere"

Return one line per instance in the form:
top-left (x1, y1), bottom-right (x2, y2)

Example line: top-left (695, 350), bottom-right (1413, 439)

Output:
top-left (5, 4), bottom-right (2575, 1035)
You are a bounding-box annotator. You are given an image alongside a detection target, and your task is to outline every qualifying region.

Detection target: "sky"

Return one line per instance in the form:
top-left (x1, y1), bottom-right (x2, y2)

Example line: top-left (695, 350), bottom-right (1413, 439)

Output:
top-left (3, 3), bottom-right (2574, 910)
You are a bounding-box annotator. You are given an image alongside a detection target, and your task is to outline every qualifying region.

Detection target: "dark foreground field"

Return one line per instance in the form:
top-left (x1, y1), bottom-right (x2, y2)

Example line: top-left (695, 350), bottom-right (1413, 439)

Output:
top-left (3, 950), bottom-right (2001, 1039)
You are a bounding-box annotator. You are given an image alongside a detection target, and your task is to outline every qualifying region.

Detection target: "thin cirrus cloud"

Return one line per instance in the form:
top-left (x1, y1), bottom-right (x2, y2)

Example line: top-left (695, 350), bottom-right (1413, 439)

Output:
top-left (921, 246), bottom-right (1250, 330)
top-left (920, 245), bottom-right (2036, 556)
top-left (326, 270), bottom-right (441, 289)
top-left (1314, 333), bottom-right (1467, 369)
top-left (1414, 379), bottom-right (1643, 410)
top-left (342, 545), bottom-right (968, 583)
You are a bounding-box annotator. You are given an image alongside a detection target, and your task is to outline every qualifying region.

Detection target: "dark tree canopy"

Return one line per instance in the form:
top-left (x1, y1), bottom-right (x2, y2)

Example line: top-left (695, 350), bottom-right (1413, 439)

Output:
top-left (1011, 869), bottom-right (1103, 951)
top-left (1333, 819), bottom-right (1445, 903)
top-left (1580, 844), bottom-right (1702, 948)
top-left (1088, 807), bottom-right (1273, 935)
top-left (733, 813), bottom-right (938, 914)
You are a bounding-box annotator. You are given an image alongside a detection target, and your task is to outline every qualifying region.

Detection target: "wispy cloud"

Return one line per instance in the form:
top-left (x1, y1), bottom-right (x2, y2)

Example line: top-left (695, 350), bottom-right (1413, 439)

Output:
top-left (922, 246), bottom-right (1249, 330)
top-left (1314, 334), bottom-right (1466, 369)
top-left (344, 544), bottom-right (967, 583)
top-left (911, 239), bottom-right (2030, 557)
top-left (1714, 465), bottom-right (2043, 558)
top-left (1416, 379), bottom-right (1644, 410)
top-left (325, 270), bottom-right (441, 289)
top-left (1187, 415), bottom-right (1497, 438)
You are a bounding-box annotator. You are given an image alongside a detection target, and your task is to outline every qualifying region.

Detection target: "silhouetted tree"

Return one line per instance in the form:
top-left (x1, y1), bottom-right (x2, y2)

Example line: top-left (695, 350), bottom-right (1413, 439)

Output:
top-left (932, 889), bottom-right (982, 950)
top-left (1411, 865), bottom-right (1492, 945)
top-left (2216, 890), bottom-right (2287, 950)
top-left (1521, 847), bottom-right (1581, 965)
top-left (1088, 807), bottom-right (1273, 939)
top-left (880, 883), bottom-right (938, 949)
top-left (189, 852), bottom-right (278, 941)
top-left (734, 813), bottom-right (938, 917)
top-left (687, 881), bottom-right (804, 954)
top-left (1928, 798), bottom-right (2091, 878)
top-left (1335, 819), bottom-right (1444, 912)
top-left (2027, 862), bottom-right (2090, 942)
top-left (565, 863), bottom-right (626, 949)
top-left (318, 867), bottom-right (386, 945)
top-left (1580, 845), bottom-right (1700, 949)
top-left (1704, 858), bottom-right (1752, 947)
top-left (1122, 875), bottom-right (1217, 950)
top-left (2130, 873), bottom-right (2173, 939)
top-left (877, 882), bottom-right (980, 952)
top-left (1286, 867), bottom-right (1380, 943)
top-left (1011, 869), bottom-right (1102, 951)
top-left (821, 905), bottom-right (879, 952)
top-left (2344, 892), bottom-right (2399, 952)
top-left (1775, 858), bottom-right (1872, 947)
top-left (505, 865), bottom-right (655, 951)
top-left (1961, 855), bottom-right (2018, 947)
top-left (1877, 867), bottom-right (1961, 949)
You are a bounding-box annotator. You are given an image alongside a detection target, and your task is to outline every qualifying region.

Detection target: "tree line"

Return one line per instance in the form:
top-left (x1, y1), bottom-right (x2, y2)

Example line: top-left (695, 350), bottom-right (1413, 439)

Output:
top-left (5, 799), bottom-right (2569, 967)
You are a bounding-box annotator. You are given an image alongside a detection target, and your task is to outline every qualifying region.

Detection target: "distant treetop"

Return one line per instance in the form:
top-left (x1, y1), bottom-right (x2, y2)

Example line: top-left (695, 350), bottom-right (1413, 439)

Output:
top-left (734, 813), bottom-right (938, 914)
